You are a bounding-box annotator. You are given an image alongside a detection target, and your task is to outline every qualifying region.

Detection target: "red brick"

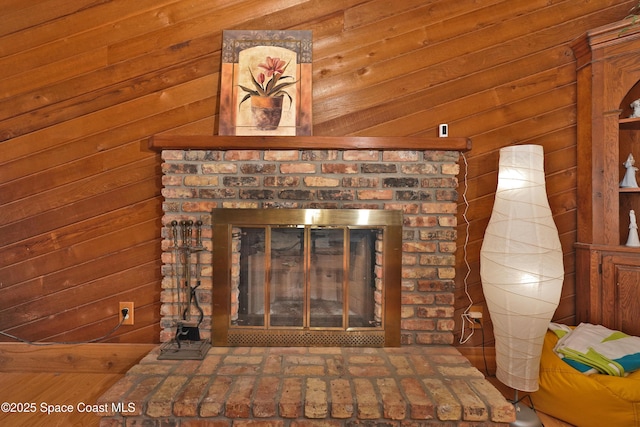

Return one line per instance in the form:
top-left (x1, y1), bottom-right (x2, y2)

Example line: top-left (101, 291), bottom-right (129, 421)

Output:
top-left (357, 189), bottom-right (393, 200)
top-left (225, 376), bottom-right (255, 418)
top-left (377, 378), bottom-right (406, 420)
top-left (321, 163), bottom-right (358, 174)
top-left (343, 150), bottom-right (379, 160)
top-left (200, 376), bottom-right (232, 417)
top-left (353, 378), bottom-right (381, 419)
top-left (421, 202), bottom-right (457, 213)
top-left (417, 306), bottom-right (454, 319)
top-left (400, 377), bottom-right (435, 420)
top-left (469, 378), bottom-right (516, 423)
top-left (224, 150), bottom-right (260, 161)
top-left (401, 163), bottom-right (438, 174)
top-left (182, 201), bottom-right (218, 212)
top-left (438, 216), bottom-right (457, 227)
top-left (442, 163), bottom-right (460, 175)
top-left (387, 355), bottom-right (413, 375)
top-left (342, 177), bottom-right (378, 187)
top-left (347, 355), bottom-right (385, 364)
top-left (416, 332), bottom-right (454, 345)
top-left (420, 254), bottom-right (455, 266)
top-left (382, 150), bottom-right (419, 161)
top-left (422, 378), bottom-right (461, 421)
top-left (279, 378), bottom-right (303, 418)
top-left (280, 163), bottom-right (316, 173)
top-left (401, 266), bottom-right (437, 279)
top-left (403, 241), bottom-right (438, 253)
top-left (195, 355), bottom-right (222, 375)
top-left (202, 163), bottom-right (237, 174)
top-left (162, 150), bottom-right (185, 160)
top-left (184, 175), bottom-right (219, 186)
top-left (173, 376), bottom-right (210, 417)
top-left (402, 319), bottom-right (436, 332)
top-left (329, 378), bottom-right (353, 418)
top-left (264, 150), bottom-right (299, 161)
top-left (348, 365), bottom-right (391, 377)
top-left (404, 215), bottom-right (438, 227)
top-left (303, 176), bottom-right (340, 187)
top-left (449, 379), bottom-right (488, 421)
top-left (262, 354), bottom-right (283, 374)
top-left (304, 377), bottom-right (328, 418)
top-left (146, 375), bottom-right (189, 417)
top-left (401, 293), bottom-right (435, 305)
top-left (253, 376), bottom-right (280, 417)
top-left (284, 365), bottom-right (325, 376)
top-left (162, 188), bottom-right (197, 199)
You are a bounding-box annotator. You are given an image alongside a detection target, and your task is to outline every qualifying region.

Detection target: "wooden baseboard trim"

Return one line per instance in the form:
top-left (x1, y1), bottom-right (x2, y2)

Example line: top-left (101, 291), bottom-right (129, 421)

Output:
top-left (0, 343), bottom-right (156, 373)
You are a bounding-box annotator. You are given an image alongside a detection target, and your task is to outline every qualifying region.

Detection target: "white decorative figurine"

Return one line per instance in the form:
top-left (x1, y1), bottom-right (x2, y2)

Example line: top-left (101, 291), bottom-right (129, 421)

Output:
top-left (630, 98), bottom-right (640, 118)
top-left (620, 153), bottom-right (639, 188)
top-left (626, 210), bottom-right (640, 247)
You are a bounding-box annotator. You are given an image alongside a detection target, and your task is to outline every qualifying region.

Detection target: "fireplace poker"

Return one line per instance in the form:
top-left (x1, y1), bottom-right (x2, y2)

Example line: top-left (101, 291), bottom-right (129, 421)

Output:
top-left (180, 220), bottom-right (193, 320)
top-left (170, 220), bottom-right (182, 317)
top-left (193, 220), bottom-right (204, 327)
top-left (182, 220), bottom-right (204, 326)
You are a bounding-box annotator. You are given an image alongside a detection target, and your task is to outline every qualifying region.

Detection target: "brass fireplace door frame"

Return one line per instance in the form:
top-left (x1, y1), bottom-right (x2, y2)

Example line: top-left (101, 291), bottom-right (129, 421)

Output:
top-left (211, 208), bottom-right (402, 347)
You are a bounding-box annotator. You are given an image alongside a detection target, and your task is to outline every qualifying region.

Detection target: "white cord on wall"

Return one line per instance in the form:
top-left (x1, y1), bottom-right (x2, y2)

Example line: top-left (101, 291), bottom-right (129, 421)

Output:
top-left (458, 151), bottom-right (477, 344)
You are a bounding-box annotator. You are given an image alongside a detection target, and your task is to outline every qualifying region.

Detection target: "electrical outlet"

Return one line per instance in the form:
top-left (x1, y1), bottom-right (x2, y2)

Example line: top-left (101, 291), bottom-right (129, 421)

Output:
top-left (119, 302), bottom-right (134, 325)
top-left (468, 305), bottom-right (483, 329)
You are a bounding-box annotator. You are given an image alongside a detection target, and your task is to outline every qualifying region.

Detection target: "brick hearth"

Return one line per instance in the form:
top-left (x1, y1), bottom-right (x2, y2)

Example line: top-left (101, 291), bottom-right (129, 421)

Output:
top-left (98, 345), bottom-right (514, 426)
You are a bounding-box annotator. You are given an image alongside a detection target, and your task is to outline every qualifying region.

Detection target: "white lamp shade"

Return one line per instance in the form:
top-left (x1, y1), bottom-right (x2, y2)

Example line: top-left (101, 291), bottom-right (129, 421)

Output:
top-left (480, 144), bottom-right (564, 392)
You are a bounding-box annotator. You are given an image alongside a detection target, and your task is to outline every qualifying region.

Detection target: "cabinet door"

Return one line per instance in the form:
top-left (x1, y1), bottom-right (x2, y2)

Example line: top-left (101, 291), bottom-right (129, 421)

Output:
top-left (602, 254), bottom-right (640, 336)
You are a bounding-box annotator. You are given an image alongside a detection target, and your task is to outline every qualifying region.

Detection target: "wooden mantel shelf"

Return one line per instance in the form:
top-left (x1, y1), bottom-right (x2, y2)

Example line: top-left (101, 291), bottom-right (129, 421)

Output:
top-left (148, 135), bottom-right (471, 152)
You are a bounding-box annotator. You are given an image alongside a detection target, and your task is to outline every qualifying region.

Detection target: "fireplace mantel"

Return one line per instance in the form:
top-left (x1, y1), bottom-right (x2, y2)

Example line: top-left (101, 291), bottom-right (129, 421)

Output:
top-left (149, 135), bottom-right (471, 151)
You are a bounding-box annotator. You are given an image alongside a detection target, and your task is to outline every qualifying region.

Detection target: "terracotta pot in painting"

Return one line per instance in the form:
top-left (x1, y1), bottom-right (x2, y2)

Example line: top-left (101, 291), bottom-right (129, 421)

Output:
top-left (251, 96), bottom-right (283, 130)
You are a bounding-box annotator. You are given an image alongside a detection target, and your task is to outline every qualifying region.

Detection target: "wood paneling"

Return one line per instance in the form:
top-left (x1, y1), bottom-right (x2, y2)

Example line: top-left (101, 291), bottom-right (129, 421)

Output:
top-left (0, 0), bottom-right (636, 345)
top-left (0, 343), bottom-right (154, 373)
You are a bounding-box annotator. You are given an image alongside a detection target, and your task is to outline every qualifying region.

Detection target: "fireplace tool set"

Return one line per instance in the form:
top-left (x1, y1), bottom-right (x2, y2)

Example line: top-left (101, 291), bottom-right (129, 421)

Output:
top-left (159, 219), bottom-right (210, 360)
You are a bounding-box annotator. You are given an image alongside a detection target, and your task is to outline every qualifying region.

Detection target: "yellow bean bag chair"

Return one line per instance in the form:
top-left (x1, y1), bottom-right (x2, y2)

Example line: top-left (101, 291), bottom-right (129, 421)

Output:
top-left (530, 330), bottom-right (640, 427)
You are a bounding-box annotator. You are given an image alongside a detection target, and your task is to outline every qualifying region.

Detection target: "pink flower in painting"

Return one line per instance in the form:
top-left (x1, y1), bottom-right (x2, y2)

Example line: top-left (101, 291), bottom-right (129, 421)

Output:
top-left (238, 56), bottom-right (296, 108)
top-left (258, 57), bottom-right (286, 77)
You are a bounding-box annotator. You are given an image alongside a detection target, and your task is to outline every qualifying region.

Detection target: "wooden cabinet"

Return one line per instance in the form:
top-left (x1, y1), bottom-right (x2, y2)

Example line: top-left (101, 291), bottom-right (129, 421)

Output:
top-left (575, 244), bottom-right (640, 336)
top-left (572, 20), bottom-right (640, 335)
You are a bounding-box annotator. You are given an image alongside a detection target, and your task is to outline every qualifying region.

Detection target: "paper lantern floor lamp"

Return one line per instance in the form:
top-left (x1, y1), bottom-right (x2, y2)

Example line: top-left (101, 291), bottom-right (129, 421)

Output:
top-left (480, 145), bottom-right (564, 427)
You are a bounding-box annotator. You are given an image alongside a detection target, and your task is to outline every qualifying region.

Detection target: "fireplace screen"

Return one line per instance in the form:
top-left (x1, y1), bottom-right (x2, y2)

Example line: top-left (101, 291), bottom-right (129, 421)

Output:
top-left (211, 209), bottom-right (402, 347)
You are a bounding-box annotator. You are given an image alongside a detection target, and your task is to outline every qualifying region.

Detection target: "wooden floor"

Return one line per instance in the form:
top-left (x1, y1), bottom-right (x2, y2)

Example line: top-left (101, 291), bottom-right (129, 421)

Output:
top-left (0, 372), bottom-right (122, 427)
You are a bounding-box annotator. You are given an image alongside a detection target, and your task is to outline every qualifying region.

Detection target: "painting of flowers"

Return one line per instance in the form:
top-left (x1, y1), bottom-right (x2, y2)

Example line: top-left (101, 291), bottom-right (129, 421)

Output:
top-left (219, 30), bottom-right (312, 136)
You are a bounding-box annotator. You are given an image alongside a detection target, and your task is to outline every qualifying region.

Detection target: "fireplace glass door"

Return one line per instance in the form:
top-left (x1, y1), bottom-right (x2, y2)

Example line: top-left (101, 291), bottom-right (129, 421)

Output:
top-left (235, 226), bottom-right (378, 330)
top-left (212, 209), bottom-right (402, 347)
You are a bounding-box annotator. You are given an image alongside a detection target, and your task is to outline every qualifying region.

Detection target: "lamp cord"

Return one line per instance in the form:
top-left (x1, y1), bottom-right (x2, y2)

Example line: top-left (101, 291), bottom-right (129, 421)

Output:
top-left (459, 151), bottom-right (476, 344)
top-left (0, 316), bottom-right (126, 346)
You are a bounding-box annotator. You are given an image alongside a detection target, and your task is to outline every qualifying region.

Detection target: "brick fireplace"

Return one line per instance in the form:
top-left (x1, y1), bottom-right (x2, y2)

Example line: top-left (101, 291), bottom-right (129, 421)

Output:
top-left (156, 136), bottom-right (469, 347)
top-left (96, 135), bottom-right (517, 426)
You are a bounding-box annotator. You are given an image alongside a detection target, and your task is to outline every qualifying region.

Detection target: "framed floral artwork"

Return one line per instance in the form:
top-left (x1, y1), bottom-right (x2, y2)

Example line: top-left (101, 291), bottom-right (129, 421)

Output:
top-left (219, 30), bottom-right (312, 136)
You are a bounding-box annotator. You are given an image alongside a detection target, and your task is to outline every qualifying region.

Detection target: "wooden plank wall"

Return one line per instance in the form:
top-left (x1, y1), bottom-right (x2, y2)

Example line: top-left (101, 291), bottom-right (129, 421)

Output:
top-left (0, 0), bottom-right (635, 346)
